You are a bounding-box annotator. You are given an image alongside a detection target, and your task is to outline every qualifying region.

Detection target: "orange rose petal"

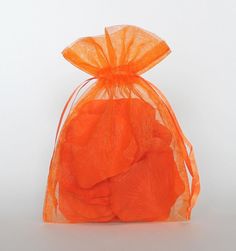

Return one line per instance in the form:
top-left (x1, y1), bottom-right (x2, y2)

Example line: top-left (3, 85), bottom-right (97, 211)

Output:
top-left (59, 99), bottom-right (137, 188)
top-left (110, 139), bottom-right (185, 221)
top-left (59, 184), bottom-right (114, 222)
top-left (153, 120), bottom-right (173, 145)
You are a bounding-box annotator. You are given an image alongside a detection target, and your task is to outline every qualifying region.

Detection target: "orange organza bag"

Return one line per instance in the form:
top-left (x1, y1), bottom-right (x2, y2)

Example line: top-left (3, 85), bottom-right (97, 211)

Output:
top-left (43, 25), bottom-right (200, 223)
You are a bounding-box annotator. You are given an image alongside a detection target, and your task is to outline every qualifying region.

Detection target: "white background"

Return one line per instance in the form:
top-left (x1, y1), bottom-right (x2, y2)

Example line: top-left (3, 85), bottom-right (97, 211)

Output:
top-left (0, 0), bottom-right (236, 250)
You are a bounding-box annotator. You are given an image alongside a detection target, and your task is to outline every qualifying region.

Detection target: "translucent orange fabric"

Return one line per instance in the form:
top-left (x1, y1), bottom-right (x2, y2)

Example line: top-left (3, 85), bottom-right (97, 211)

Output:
top-left (43, 25), bottom-right (200, 223)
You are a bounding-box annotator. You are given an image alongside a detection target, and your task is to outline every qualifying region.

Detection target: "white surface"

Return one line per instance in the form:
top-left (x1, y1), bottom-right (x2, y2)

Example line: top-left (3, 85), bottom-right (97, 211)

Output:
top-left (0, 0), bottom-right (236, 250)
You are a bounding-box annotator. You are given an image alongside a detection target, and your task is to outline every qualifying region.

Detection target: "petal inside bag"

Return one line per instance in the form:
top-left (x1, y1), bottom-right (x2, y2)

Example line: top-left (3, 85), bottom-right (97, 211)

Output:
top-left (59, 99), bottom-right (138, 188)
top-left (110, 124), bottom-right (185, 221)
top-left (58, 184), bottom-right (114, 222)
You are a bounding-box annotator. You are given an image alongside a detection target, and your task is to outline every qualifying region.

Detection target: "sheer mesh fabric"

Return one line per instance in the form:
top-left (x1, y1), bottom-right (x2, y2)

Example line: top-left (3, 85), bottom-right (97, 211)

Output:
top-left (43, 25), bottom-right (200, 223)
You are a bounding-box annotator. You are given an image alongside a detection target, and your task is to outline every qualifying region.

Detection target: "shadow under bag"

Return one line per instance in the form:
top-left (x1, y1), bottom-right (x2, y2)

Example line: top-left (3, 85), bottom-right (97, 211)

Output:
top-left (43, 25), bottom-right (200, 223)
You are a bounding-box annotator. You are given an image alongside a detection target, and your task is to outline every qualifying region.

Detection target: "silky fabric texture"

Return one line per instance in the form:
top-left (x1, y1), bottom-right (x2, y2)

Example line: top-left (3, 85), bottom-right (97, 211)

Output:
top-left (43, 25), bottom-right (200, 223)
